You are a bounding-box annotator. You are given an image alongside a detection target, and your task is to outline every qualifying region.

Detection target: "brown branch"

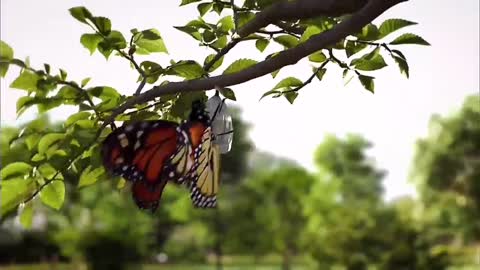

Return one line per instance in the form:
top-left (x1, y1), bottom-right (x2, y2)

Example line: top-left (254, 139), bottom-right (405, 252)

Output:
top-left (237, 0), bottom-right (370, 37)
top-left (101, 0), bottom-right (407, 129)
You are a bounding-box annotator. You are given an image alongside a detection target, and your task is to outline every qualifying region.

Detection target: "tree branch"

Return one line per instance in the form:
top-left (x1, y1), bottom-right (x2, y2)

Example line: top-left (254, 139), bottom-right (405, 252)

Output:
top-left (237, 0), bottom-right (370, 37)
top-left (101, 0), bottom-right (407, 129)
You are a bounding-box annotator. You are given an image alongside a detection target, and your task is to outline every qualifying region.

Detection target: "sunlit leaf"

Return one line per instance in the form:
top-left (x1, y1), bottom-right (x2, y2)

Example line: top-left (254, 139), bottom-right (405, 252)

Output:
top-left (389, 33), bottom-right (430, 46)
top-left (1, 178), bottom-right (36, 216)
top-left (38, 133), bottom-right (66, 155)
top-left (40, 180), bottom-right (65, 210)
top-left (68, 6), bottom-right (93, 24)
top-left (0, 162), bottom-right (32, 180)
top-left (379, 19), bottom-right (417, 39)
top-left (80, 33), bottom-right (103, 54)
top-left (223, 59), bottom-right (257, 74)
top-left (0, 40), bottom-right (14, 77)
top-left (255, 38), bottom-right (269, 52)
top-left (78, 166), bottom-right (105, 187)
top-left (273, 35), bottom-right (298, 48)
top-left (10, 70), bottom-right (41, 92)
top-left (19, 203), bottom-right (33, 229)
top-left (219, 87), bottom-right (236, 101)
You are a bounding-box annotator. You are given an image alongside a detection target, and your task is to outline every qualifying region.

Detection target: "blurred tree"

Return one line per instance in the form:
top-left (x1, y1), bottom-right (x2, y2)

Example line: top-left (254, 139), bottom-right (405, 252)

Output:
top-left (411, 95), bottom-right (480, 262)
top-left (168, 107), bottom-right (254, 268)
top-left (228, 166), bottom-right (316, 270)
top-left (305, 134), bottom-right (451, 269)
top-left (314, 134), bottom-right (385, 205)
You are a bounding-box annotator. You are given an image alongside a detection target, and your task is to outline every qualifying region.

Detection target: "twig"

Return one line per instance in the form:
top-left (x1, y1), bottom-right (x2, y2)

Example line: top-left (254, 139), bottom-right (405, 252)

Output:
top-left (204, 38), bottom-right (242, 72)
top-left (134, 77), bottom-right (147, 96)
top-left (282, 60), bottom-right (330, 94)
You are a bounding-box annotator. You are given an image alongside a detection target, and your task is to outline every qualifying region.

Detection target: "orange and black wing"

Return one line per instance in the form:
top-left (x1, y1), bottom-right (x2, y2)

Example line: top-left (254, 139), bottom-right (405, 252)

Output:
top-left (101, 120), bottom-right (180, 186)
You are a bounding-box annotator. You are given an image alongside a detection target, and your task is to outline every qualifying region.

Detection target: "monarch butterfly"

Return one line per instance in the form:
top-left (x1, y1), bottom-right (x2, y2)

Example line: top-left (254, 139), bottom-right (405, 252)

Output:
top-left (182, 100), bottom-right (225, 208)
top-left (101, 98), bottom-right (228, 211)
top-left (101, 120), bottom-right (195, 211)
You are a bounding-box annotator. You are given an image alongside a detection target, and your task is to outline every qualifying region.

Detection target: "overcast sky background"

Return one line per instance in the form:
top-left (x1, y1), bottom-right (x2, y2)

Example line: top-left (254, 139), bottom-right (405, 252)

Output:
top-left (1, 0), bottom-right (478, 200)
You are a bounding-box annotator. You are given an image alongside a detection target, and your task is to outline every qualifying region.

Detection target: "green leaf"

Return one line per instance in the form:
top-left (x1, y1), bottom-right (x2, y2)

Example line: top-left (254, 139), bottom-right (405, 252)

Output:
top-left (105, 31), bottom-right (127, 49)
top-left (181, 0), bottom-right (202, 6)
top-left (59, 69), bottom-right (67, 80)
top-left (88, 86), bottom-right (120, 100)
top-left (167, 60), bottom-right (205, 79)
top-left (345, 40), bottom-right (367, 58)
top-left (1, 178), bottom-right (36, 216)
top-left (198, 3), bottom-right (213, 16)
top-left (81, 77), bottom-right (91, 87)
top-left (389, 33), bottom-right (430, 46)
top-left (19, 203), bottom-right (33, 229)
top-left (219, 87), bottom-right (236, 101)
top-left (358, 74), bottom-right (375, 93)
top-left (25, 134), bottom-right (42, 150)
top-left (97, 41), bottom-right (113, 59)
top-left (0, 162), bottom-right (32, 180)
top-left (57, 85), bottom-right (80, 101)
top-left (223, 59), bottom-right (258, 74)
top-left (255, 39), bottom-right (269, 52)
top-left (1, 40), bottom-right (14, 77)
top-left (43, 63), bottom-right (51, 74)
top-left (202, 30), bottom-right (216, 43)
top-left (80, 33), bottom-right (103, 54)
top-left (211, 35), bottom-right (227, 50)
top-left (66, 111), bottom-right (91, 127)
top-left (300, 25), bottom-right (326, 43)
top-left (218, 16), bottom-right (234, 33)
top-left (272, 77), bottom-right (303, 90)
top-left (308, 51), bottom-right (327, 63)
top-left (237, 12), bottom-right (255, 29)
top-left (92, 16), bottom-right (111, 35)
top-left (284, 92), bottom-right (298, 104)
top-left (204, 54), bottom-right (224, 72)
top-left (356, 24), bottom-right (380, 41)
top-left (273, 35), bottom-right (298, 48)
top-left (31, 153), bottom-right (45, 162)
top-left (212, 2), bottom-right (224, 14)
top-left (393, 54), bottom-right (409, 78)
top-left (174, 26), bottom-right (202, 41)
top-left (351, 48), bottom-right (387, 71)
top-left (38, 133), bottom-right (66, 155)
top-left (16, 96), bottom-right (36, 117)
top-left (40, 180), bottom-right (65, 210)
top-left (314, 68), bottom-right (327, 81)
top-left (68, 6), bottom-right (93, 24)
top-left (117, 178), bottom-right (126, 189)
top-left (379, 19), bottom-right (417, 39)
top-left (260, 89), bottom-right (281, 100)
top-left (78, 166), bottom-right (105, 187)
top-left (10, 70), bottom-right (41, 92)
top-left (136, 29), bottom-right (168, 54)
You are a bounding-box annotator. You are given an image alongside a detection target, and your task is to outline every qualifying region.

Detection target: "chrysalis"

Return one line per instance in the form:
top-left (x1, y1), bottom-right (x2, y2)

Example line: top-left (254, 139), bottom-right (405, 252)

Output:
top-left (207, 88), bottom-right (233, 154)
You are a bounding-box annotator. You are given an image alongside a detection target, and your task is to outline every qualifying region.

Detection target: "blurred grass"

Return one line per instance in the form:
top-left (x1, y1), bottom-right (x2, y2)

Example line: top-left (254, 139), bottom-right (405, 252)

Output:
top-left (0, 264), bottom-right (309, 270)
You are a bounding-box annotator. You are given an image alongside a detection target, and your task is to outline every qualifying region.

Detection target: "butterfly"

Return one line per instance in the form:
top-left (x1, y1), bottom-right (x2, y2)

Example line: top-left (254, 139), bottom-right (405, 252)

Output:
top-left (101, 120), bottom-right (196, 211)
top-left (183, 100), bottom-right (222, 208)
top-left (101, 99), bottom-right (225, 211)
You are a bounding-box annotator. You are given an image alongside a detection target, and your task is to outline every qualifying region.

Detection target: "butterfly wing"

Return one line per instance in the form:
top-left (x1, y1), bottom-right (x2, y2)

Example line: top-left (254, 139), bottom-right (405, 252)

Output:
top-left (131, 180), bottom-right (166, 212)
top-left (101, 121), bottom-right (179, 185)
top-left (189, 127), bottom-right (220, 208)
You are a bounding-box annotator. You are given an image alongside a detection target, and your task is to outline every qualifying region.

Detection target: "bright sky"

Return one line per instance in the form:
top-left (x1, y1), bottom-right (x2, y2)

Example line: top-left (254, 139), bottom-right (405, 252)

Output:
top-left (1, 0), bottom-right (478, 201)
